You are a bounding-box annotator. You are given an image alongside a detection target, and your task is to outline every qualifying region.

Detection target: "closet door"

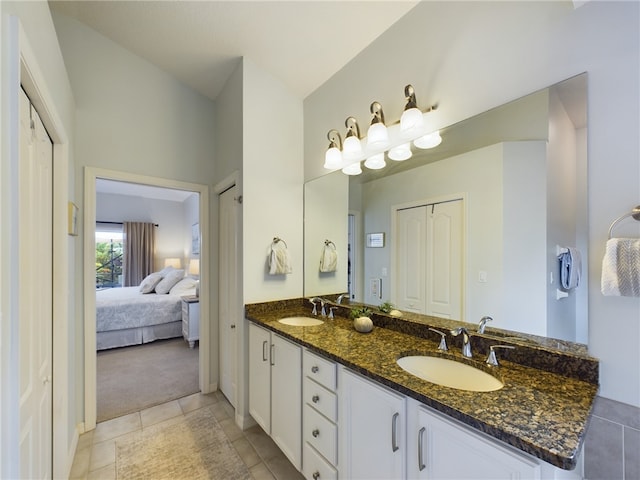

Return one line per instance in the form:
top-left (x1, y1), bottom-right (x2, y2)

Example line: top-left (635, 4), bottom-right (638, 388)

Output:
top-left (18, 89), bottom-right (53, 479)
top-left (395, 206), bottom-right (427, 313)
top-left (426, 201), bottom-right (463, 319)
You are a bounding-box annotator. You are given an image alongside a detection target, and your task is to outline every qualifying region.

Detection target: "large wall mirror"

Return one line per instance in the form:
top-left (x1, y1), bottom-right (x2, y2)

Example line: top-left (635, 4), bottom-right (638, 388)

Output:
top-left (304, 74), bottom-right (587, 344)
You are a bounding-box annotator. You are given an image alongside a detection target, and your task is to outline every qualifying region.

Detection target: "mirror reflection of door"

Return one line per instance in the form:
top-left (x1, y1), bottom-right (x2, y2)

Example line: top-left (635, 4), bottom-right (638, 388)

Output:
top-left (394, 199), bottom-right (463, 319)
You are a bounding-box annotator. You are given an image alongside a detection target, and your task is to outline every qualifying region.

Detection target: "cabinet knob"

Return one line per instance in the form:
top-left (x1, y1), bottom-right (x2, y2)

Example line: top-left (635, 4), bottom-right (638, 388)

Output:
top-left (231, 324), bottom-right (236, 329)
top-left (312, 395), bottom-right (320, 404)
top-left (311, 366), bottom-right (319, 373)
top-left (312, 472), bottom-right (320, 480)
top-left (312, 429), bottom-right (320, 438)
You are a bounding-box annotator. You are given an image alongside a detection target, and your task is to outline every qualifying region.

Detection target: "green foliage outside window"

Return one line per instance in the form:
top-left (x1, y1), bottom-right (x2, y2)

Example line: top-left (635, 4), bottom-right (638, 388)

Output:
top-left (96, 240), bottom-right (123, 287)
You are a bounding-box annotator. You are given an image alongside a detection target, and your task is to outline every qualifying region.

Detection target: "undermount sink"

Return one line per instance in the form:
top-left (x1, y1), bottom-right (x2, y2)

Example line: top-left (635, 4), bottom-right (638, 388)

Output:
top-left (278, 316), bottom-right (324, 327)
top-left (396, 355), bottom-right (504, 392)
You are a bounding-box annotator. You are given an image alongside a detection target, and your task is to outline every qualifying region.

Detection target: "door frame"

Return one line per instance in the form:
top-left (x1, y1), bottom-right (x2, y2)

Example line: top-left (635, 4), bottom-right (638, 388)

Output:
top-left (83, 167), bottom-right (211, 431)
top-left (1, 17), bottom-right (72, 479)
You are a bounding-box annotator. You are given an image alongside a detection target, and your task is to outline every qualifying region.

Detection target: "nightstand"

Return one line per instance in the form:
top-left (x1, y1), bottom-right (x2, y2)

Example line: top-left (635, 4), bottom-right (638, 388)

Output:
top-left (181, 295), bottom-right (200, 348)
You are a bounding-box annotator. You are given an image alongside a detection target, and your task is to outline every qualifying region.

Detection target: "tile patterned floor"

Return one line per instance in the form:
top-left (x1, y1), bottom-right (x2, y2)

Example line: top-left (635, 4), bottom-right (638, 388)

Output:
top-left (69, 391), bottom-right (305, 480)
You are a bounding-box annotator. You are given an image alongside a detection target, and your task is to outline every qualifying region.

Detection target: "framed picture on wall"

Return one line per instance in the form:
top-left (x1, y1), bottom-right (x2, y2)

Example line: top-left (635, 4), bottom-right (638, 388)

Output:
top-left (192, 223), bottom-right (200, 254)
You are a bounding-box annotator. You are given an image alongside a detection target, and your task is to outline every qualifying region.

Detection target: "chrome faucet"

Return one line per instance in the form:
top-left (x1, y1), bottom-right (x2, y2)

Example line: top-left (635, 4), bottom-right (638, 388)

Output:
top-left (477, 316), bottom-right (493, 334)
top-left (309, 297), bottom-right (324, 315)
top-left (450, 327), bottom-right (472, 357)
top-left (336, 293), bottom-right (349, 304)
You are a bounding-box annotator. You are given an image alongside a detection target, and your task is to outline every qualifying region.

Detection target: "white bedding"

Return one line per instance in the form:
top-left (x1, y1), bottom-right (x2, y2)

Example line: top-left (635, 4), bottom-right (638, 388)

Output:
top-left (96, 286), bottom-right (192, 333)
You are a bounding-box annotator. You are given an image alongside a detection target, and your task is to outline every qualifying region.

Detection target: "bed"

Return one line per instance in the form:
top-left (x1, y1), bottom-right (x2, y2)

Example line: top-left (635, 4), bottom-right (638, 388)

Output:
top-left (96, 273), bottom-right (197, 350)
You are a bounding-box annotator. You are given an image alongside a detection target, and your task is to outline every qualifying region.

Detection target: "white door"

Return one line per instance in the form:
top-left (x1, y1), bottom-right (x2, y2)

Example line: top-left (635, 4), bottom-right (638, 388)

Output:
top-left (394, 199), bottom-right (463, 320)
top-left (18, 89), bottom-right (53, 479)
top-left (426, 201), bottom-right (463, 319)
top-left (219, 186), bottom-right (238, 406)
top-left (395, 206), bottom-right (427, 313)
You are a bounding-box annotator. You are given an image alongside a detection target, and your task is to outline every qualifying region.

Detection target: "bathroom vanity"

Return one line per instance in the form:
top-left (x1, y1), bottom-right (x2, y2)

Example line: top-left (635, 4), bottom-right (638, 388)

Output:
top-left (246, 298), bottom-right (598, 480)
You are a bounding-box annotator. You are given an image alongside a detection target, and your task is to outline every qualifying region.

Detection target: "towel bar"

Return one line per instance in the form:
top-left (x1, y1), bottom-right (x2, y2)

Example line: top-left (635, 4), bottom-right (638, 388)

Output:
top-left (608, 205), bottom-right (640, 239)
top-left (272, 237), bottom-right (288, 248)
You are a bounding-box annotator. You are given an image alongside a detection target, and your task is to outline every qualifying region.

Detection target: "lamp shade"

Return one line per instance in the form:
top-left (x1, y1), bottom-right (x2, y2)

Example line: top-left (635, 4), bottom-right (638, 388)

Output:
top-left (388, 143), bottom-right (412, 161)
top-left (164, 258), bottom-right (181, 269)
top-left (189, 258), bottom-right (200, 276)
top-left (324, 146), bottom-right (343, 169)
top-left (414, 131), bottom-right (442, 149)
top-left (342, 161), bottom-right (362, 175)
top-left (342, 135), bottom-right (363, 161)
top-left (364, 153), bottom-right (386, 170)
top-left (400, 107), bottom-right (424, 136)
top-left (366, 122), bottom-right (390, 150)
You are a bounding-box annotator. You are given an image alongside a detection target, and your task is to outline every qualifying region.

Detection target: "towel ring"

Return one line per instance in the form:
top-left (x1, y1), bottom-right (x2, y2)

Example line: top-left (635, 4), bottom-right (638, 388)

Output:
top-left (273, 237), bottom-right (288, 248)
top-left (608, 205), bottom-right (640, 239)
top-left (324, 239), bottom-right (336, 248)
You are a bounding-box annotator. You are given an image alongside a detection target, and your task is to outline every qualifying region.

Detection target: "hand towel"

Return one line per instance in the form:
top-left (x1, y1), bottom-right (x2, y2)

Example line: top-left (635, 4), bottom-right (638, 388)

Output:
top-left (559, 247), bottom-right (581, 290)
top-left (601, 238), bottom-right (640, 296)
top-left (319, 243), bottom-right (338, 273)
top-left (268, 242), bottom-right (292, 275)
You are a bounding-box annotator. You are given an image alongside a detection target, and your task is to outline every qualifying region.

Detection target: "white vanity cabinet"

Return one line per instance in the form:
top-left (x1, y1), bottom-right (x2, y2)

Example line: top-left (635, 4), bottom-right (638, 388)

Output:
top-left (248, 323), bottom-right (302, 470)
top-left (407, 399), bottom-right (541, 479)
top-left (339, 369), bottom-right (406, 479)
top-left (302, 349), bottom-right (338, 480)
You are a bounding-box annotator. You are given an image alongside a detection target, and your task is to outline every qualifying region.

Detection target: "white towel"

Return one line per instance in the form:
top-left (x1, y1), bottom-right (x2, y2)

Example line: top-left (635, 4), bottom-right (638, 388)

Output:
top-left (601, 238), bottom-right (640, 296)
top-left (319, 243), bottom-right (338, 273)
top-left (559, 247), bottom-right (581, 290)
top-left (268, 243), bottom-right (292, 275)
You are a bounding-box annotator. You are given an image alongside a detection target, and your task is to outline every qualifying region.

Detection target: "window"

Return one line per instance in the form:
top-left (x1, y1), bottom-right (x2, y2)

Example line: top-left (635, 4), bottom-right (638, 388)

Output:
top-left (96, 224), bottom-right (123, 288)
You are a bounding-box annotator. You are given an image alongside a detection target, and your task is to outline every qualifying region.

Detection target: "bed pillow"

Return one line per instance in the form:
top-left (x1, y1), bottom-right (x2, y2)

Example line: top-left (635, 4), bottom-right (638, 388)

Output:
top-left (139, 272), bottom-right (163, 294)
top-left (155, 268), bottom-right (185, 294)
top-left (169, 277), bottom-right (198, 296)
top-left (159, 265), bottom-right (176, 276)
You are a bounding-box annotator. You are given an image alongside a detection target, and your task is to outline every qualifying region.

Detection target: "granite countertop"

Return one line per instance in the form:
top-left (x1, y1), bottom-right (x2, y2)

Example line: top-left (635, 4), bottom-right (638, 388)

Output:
top-left (245, 299), bottom-right (599, 471)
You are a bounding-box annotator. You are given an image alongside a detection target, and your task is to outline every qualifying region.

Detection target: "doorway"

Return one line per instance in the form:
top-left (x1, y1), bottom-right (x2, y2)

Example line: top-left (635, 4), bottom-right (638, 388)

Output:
top-left (83, 168), bottom-right (211, 431)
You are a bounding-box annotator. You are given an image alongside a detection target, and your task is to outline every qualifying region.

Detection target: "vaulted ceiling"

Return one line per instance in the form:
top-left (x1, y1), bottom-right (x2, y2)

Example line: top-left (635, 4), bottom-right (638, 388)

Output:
top-left (49, 1), bottom-right (419, 101)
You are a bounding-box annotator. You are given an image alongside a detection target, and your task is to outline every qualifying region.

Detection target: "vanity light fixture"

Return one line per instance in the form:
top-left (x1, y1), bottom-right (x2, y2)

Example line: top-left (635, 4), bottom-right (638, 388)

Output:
top-left (323, 84), bottom-right (440, 176)
top-left (324, 129), bottom-right (343, 169)
top-left (366, 102), bottom-right (390, 150)
top-left (400, 84), bottom-right (424, 137)
top-left (342, 116), bottom-right (363, 161)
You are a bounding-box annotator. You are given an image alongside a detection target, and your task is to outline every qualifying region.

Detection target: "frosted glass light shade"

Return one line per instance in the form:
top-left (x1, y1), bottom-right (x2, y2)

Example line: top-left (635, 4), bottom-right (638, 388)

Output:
top-left (400, 107), bottom-right (424, 136)
top-left (364, 153), bottom-right (386, 170)
top-left (414, 131), bottom-right (442, 149)
top-left (324, 146), bottom-right (342, 169)
top-left (342, 162), bottom-right (362, 175)
top-left (388, 143), bottom-right (412, 161)
top-left (366, 122), bottom-right (390, 150)
top-left (343, 135), bottom-right (363, 160)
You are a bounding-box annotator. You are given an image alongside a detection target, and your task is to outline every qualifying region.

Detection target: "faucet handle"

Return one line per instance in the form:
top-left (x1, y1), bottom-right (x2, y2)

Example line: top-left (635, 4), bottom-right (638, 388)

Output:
top-left (329, 306), bottom-right (337, 319)
top-left (309, 298), bottom-right (319, 315)
top-left (486, 345), bottom-right (515, 366)
top-left (428, 328), bottom-right (448, 351)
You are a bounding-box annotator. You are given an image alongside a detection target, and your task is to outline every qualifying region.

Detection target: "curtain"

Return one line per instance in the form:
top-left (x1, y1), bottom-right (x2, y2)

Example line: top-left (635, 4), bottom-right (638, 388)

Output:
top-left (123, 222), bottom-right (156, 286)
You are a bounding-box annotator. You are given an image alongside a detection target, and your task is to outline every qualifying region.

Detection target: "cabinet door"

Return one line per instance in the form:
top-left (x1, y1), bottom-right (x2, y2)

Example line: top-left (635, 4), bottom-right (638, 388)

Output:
top-left (248, 323), bottom-right (271, 433)
top-left (340, 369), bottom-right (406, 479)
top-left (271, 334), bottom-right (302, 470)
top-left (415, 406), bottom-right (540, 479)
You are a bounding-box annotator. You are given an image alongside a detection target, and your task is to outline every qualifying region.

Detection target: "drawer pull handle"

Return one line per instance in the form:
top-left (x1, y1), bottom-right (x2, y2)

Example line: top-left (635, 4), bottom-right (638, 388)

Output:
top-left (391, 412), bottom-right (400, 452)
top-left (270, 344), bottom-right (275, 366)
top-left (311, 366), bottom-right (319, 373)
top-left (312, 395), bottom-right (320, 403)
top-left (312, 429), bottom-right (320, 438)
top-left (262, 340), bottom-right (268, 362)
top-left (312, 472), bottom-right (320, 480)
top-left (418, 426), bottom-right (426, 471)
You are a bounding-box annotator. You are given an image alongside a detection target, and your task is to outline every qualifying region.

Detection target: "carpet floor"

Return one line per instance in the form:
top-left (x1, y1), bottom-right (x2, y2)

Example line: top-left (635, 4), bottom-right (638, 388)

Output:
top-left (97, 338), bottom-right (199, 423)
top-left (116, 407), bottom-right (251, 479)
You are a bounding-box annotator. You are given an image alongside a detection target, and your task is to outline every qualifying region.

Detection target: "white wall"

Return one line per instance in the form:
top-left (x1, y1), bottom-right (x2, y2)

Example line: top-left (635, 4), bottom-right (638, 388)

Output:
top-left (304, 1), bottom-right (640, 408)
top-left (242, 58), bottom-right (304, 303)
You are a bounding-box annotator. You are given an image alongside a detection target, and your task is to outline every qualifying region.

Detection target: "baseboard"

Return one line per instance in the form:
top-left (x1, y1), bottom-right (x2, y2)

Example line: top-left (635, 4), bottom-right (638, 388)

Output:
top-left (62, 424), bottom-right (82, 479)
top-left (236, 412), bottom-right (257, 431)
top-left (204, 382), bottom-right (218, 394)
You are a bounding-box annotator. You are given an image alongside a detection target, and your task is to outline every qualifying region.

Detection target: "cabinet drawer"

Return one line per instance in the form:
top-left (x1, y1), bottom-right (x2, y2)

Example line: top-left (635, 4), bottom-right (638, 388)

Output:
top-left (303, 349), bottom-right (336, 391)
top-left (304, 376), bottom-right (337, 422)
top-left (303, 441), bottom-right (337, 480)
top-left (182, 302), bottom-right (189, 317)
top-left (304, 404), bottom-right (337, 465)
